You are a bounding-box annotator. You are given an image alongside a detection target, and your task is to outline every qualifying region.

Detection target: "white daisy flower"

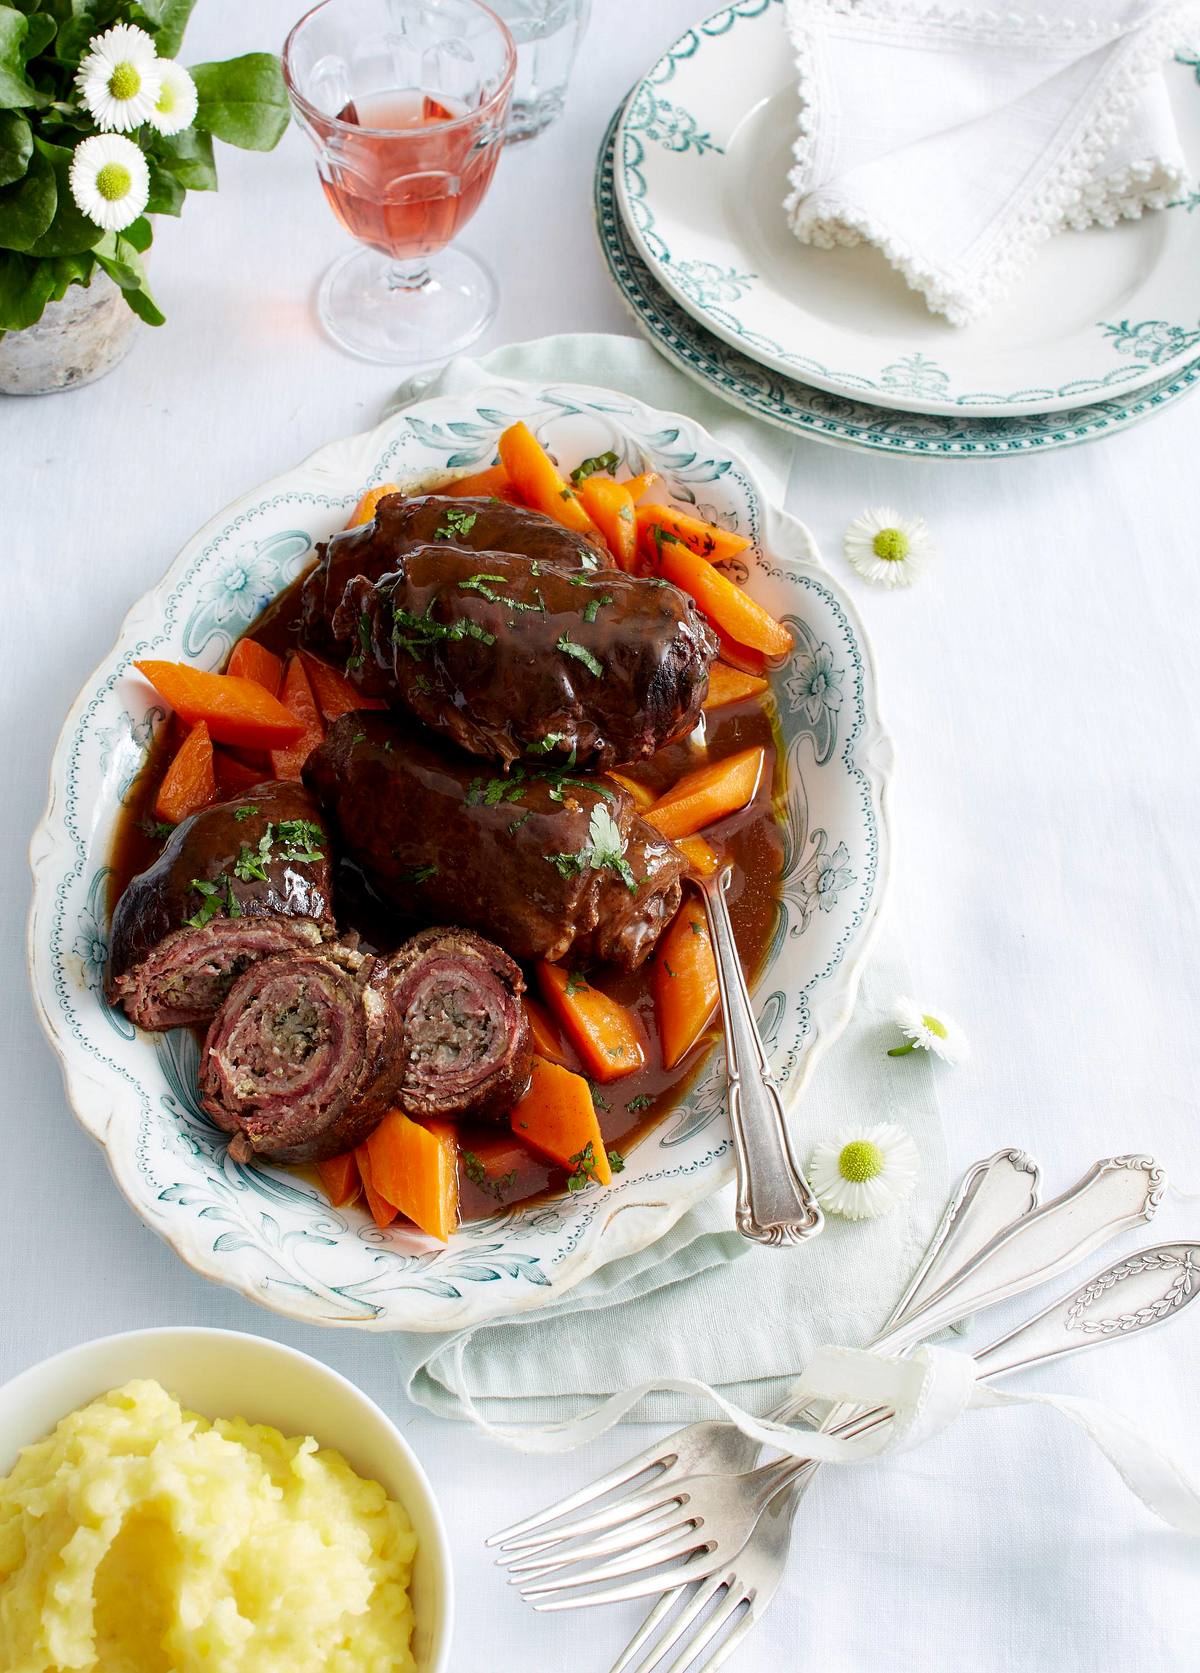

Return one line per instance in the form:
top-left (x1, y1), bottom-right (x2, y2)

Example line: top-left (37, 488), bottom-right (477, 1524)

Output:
top-left (809, 1121), bottom-right (919, 1220)
top-left (148, 59), bottom-right (198, 136)
top-left (843, 506), bottom-right (934, 589)
top-left (69, 134), bottom-right (150, 232)
top-left (888, 996), bottom-right (969, 1065)
top-left (76, 24), bottom-right (161, 133)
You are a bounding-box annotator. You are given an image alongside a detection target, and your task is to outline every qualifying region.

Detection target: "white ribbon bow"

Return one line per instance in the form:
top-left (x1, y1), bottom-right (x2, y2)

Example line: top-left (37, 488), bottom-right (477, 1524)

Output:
top-left (443, 1340), bottom-right (1200, 1536)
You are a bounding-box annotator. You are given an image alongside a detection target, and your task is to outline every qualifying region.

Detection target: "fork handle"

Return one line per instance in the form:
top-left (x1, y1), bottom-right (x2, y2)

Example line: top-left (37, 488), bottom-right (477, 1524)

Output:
top-left (701, 866), bottom-right (824, 1246)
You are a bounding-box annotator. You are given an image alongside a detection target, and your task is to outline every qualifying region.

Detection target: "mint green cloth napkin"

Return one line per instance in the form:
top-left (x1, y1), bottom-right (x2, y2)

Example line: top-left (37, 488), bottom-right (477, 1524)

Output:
top-left (389, 334), bottom-right (950, 1434)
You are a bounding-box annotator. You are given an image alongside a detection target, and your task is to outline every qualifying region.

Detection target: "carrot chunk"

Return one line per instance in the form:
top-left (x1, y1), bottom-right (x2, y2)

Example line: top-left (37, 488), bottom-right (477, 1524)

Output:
top-left (366, 1110), bottom-right (459, 1242)
top-left (497, 421), bottom-right (601, 539)
top-left (269, 654), bottom-right (325, 780)
top-left (440, 462), bottom-right (520, 501)
top-left (510, 1056), bottom-right (612, 1186)
top-left (225, 638), bottom-right (283, 696)
top-left (703, 661), bottom-right (769, 709)
top-left (298, 651), bottom-right (388, 722)
top-left (355, 1143), bottom-right (399, 1229)
top-left (636, 503), bottom-right (751, 565)
top-left (213, 748), bottom-right (267, 798)
top-left (134, 661), bottom-right (304, 751)
top-left (153, 720), bottom-right (217, 824)
top-left (523, 996), bottom-right (573, 1067)
top-left (674, 834), bottom-right (721, 878)
top-left (711, 623), bottom-right (768, 677)
top-left (622, 470), bottom-right (660, 503)
top-left (648, 541), bottom-right (793, 660)
top-left (317, 1151), bottom-right (361, 1209)
top-left (645, 746), bottom-right (765, 840)
top-left (347, 482), bottom-right (401, 529)
top-left (536, 962), bottom-right (645, 1083)
top-left (654, 902), bottom-right (721, 1069)
top-left (577, 476), bottom-right (637, 570)
top-left (607, 770), bottom-right (656, 810)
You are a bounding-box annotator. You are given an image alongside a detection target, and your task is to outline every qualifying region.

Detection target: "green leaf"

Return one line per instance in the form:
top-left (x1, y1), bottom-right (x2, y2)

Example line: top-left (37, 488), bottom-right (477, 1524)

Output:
top-left (151, 122), bottom-right (215, 189)
top-left (23, 136), bottom-right (102, 254)
top-left (191, 52), bottom-right (288, 151)
top-left (45, 247), bottom-right (94, 301)
top-left (22, 10), bottom-right (54, 55)
top-left (0, 246), bottom-right (54, 327)
top-left (0, 107), bottom-right (31, 186)
top-left (0, 139), bottom-right (53, 249)
top-left (145, 155), bottom-right (183, 214)
top-left (121, 212), bottom-right (151, 251)
top-left (133, 0), bottom-right (194, 57)
top-left (93, 226), bottom-right (164, 324)
top-left (0, 7), bottom-right (39, 108)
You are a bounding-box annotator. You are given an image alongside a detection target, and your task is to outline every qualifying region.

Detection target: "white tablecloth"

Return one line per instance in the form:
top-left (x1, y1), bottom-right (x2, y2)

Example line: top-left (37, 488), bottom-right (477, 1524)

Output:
top-left (2, 3), bottom-right (1198, 1669)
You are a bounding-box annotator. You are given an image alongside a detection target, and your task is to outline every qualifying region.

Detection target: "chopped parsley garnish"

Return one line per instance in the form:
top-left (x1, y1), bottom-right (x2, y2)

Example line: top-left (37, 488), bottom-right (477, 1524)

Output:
top-left (566, 1140), bottom-right (601, 1192)
top-left (558, 487), bottom-right (573, 501)
top-left (626, 1094), bottom-right (653, 1112)
top-left (275, 820), bottom-right (325, 863)
top-left (556, 633), bottom-right (604, 678)
top-left (569, 450), bottom-right (619, 484)
top-left (459, 572), bottom-right (544, 613)
top-left (663, 960), bottom-right (678, 979)
top-left (413, 674), bottom-right (434, 694)
top-left (689, 917), bottom-right (706, 936)
top-left (528, 732), bottom-right (568, 755)
top-left (619, 502), bottom-right (634, 524)
top-left (434, 507), bottom-right (478, 541)
top-left (566, 969), bottom-right (588, 996)
top-left (139, 817), bottom-right (174, 840)
top-left (582, 594), bottom-right (613, 625)
top-left (351, 731), bottom-right (366, 744)
top-left (649, 524), bottom-right (682, 562)
top-left (185, 879), bottom-right (222, 929)
top-left (346, 611), bottom-right (372, 673)
top-left (398, 863), bottom-right (439, 885)
top-left (467, 762), bottom-right (612, 809)
top-left (232, 827), bottom-right (272, 883)
top-left (463, 1150), bottom-right (517, 1202)
top-left (508, 811), bottom-right (532, 835)
top-left (586, 1082), bottom-right (611, 1112)
top-left (232, 806), bottom-right (258, 823)
top-left (608, 1149), bottom-right (626, 1175)
top-left (530, 560), bottom-right (541, 577)
top-left (547, 805), bottom-right (638, 893)
top-left (392, 600), bottom-right (496, 658)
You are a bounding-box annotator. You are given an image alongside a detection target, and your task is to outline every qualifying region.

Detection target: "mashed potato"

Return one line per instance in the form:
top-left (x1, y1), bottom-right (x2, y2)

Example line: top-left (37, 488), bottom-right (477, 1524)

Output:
top-left (0, 1378), bottom-right (418, 1673)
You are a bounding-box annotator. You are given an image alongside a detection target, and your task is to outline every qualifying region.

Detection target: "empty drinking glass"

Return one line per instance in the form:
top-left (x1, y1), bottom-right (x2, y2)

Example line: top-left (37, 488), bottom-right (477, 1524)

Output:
top-left (491, 0), bottom-right (590, 142)
top-left (284, 0), bottom-right (516, 364)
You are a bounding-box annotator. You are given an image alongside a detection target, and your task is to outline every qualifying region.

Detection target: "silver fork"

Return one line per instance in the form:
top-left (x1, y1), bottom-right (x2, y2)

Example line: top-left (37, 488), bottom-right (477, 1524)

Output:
top-left (602, 1239), bottom-right (1200, 1673)
top-left (487, 1145), bottom-right (1041, 1556)
top-left (499, 1154), bottom-right (1163, 1602)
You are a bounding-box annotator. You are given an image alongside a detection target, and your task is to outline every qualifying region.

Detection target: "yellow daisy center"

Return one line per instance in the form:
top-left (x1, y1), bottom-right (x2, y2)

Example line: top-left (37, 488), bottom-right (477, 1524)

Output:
top-left (872, 528), bottom-right (909, 563)
top-left (923, 1014), bottom-right (948, 1038)
top-left (108, 62), bottom-right (142, 101)
top-left (95, 162), bottom-right (132, 201)
top-left (838, 1140), bottom-right (884, 1183)
top-left (157, 82), bottom-right (176, 113)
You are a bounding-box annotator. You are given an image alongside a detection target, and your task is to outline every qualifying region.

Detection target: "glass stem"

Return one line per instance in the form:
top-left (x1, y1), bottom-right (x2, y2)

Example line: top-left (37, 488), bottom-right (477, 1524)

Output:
top-left (386, 258), bottom-right (432, 293)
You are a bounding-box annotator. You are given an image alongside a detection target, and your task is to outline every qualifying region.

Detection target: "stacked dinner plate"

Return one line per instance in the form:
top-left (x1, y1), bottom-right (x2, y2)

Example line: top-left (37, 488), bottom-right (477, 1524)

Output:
top-left (596, 2), bottom-right (1200, 459)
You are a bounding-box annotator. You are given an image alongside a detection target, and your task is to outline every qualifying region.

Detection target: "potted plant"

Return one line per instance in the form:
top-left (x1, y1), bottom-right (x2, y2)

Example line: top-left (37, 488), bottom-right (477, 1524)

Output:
top-left (0, 2), bottom-right (289, 394)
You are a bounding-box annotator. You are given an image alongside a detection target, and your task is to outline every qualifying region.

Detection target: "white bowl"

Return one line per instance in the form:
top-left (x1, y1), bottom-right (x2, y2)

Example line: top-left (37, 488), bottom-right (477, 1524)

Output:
top-left (0, 1327), bottom-right (453, 1673)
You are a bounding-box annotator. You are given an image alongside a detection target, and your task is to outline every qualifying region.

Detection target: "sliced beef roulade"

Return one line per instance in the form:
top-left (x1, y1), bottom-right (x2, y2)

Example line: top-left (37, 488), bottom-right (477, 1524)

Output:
top-left (334, 542), bottom-right (719, 769)
top-left (387, 928), bottom-right (532, 1122)
top-left (106, 784), bottom-right (335, 1031)
top-left (199, 944), bottom-right (401, 1165)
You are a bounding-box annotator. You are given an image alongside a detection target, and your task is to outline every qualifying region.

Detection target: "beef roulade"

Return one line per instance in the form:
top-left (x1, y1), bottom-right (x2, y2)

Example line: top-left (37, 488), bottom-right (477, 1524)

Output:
top-left (199, 944), bottom-right (401, 1165)
top-left (334, 542), bottom-right (718, 770)
top-left (106, 784), bottom-right (335, 1031)
top-left (387, 927), bottom-right (532, 1122)
top-left (304, 712), bottom-right (684, 971)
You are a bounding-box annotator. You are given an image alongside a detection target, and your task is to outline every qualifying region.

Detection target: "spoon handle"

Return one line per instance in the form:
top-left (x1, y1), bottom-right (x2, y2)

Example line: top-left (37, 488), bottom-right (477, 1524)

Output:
top-left (700, 866), bottom-right (824, 1246)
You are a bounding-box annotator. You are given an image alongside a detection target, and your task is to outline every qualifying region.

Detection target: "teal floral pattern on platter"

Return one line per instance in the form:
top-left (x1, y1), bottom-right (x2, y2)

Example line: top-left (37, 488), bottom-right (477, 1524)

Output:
top-left (616, 1), bottom-right (1200, 415)
top-left (596, 108), bottom-right (1200, 457)
top-left (30, 378), bottom-right (891, 1332)
top-left (671, 260), bottom-right (757, 307)
top-left (625, 83), bottom-right (723, 158)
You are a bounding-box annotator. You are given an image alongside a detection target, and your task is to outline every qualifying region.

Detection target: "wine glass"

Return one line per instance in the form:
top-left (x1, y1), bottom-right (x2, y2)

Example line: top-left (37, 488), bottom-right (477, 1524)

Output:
top-left (283, 0), bottom-right (516, 364)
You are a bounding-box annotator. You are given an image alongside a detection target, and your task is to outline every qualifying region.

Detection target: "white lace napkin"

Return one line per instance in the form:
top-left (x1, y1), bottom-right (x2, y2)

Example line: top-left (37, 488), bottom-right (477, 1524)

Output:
top-left (784, 0), bottom-right (1200, 325)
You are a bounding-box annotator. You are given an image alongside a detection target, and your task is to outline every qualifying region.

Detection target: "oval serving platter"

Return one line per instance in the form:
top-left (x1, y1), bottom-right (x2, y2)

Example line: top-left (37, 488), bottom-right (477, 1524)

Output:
top-left (28, 379), bottom-right (892, 1332)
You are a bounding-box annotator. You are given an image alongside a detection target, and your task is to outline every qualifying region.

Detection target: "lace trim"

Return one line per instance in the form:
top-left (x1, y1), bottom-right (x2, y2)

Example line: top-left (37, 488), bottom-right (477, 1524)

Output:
top-left (783, 0), bottom-right (1200, 326)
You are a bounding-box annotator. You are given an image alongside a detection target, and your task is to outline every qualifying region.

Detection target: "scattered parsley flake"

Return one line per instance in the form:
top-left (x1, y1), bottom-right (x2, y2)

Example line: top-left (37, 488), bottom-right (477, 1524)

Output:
top-left (546, 804), bottom-right (637, 893)
top-left (185, 879), bottom-right (222, 929)
top-left (398, 863), bottom-right (439, 885)
top-left (434, 507), bottom-right (478, 541)
top-left (566, 1140), bottom-right (600, 1191)
top-left (566, 969), bottom-right (588, 996)
top-left (232, 806), bottom-right (258, 824)
top-left (392, 599), bottom-right (496, 658)
top-left (582, 594), bottom-right (613, 625)
top-left (346, 612), bottom-right (371, 673)
top-left (139, 817), bottom-right (174, 840)
top-left (663, 960), bottom-right (678, 979)
top-left (557, 634), bottom-right (604, 678)
top-left (351, 731), bottom-right (366, 744)
top-left (626, 1094), bottom-right (652, 1112)
top-left (607, 1149), bottom-right (626, 1175)
top-left (463, 1150), bottom-right (518, 1202)
top-left (570, 450), bottom-right (620, 485)
top-left (618, 502), bottom-right (634, 524)
top-left (275, 820), bottom-right (325, 863)
top-left (689, 918), bottom-right (706, 936)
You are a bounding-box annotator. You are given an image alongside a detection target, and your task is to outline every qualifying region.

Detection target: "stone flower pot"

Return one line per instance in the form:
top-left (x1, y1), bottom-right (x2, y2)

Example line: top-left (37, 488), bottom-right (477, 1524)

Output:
top-left (0, 269), bottom-right (139, 396)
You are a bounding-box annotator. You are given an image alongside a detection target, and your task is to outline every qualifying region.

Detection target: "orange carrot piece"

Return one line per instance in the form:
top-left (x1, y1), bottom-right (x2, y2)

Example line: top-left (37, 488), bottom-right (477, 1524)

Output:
top-left (536, 963), bottom-right (645, 1083)
top-left (577, 476), bottom-right (637, 570)
top-left (134, 661), bottom-right (305, 751)
top-left (510, 1056), bottom-right (612, 1186)
top-left (636, 503), bottom-right (751, 565)
top-left (355, 1143), bottom-right (399, 1228)
top-left (654, 902), bottom-right (721, 1069)
top-left (497, 421), bottom-right (601, 539)
top-left (649, 542), bottom-right (793, 660)
top-left (440, 462), bottom-right (520, 501)
top-left (524, 996), bottom-right (572, 1066)
top-left (711, 623), bottom-right (768, 677)
top-left (153, 720), bottom-right (217, 824)
top-left (675, 834), bottom-right (721, 878)
top-left (225, 638), bottom-right (283, 696)
top-left (317, 1151), bottom-right (361, 1209)
top-left (366, 1110), bottom-right (459, 1243)
top-left (213, 748), bottom-right (267, 798)
top-left (645, 746), bottom-right (765, 840)
top-left (269, 654), bottom-right (326, 780)
top-left (347, 482), bottom-right (401, 529)
top-left (607, 770), bottom-right (656, 810)
top-left (298, 651), bottom-right (388, 722)
top-left (622, 470), bottom-right (660, 503)
top-left (703, 661), bottom-right (769, 709)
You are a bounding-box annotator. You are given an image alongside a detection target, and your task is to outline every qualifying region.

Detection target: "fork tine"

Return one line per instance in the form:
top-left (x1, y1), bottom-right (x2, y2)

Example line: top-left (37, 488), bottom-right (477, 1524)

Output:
top-left (505, 1503), bottom-right (686, 1578)
top-left (618, 1572), bottom-right (731, 1673)
top-left (496, 1480), bottom-right (685, 1563)
top-left (520, 1526), bottom-right (707, 1598)
top-left (606, 1586), bottom-right (687, 1673)
top-left (691, 1601), bottom-right (756, 1673)
top-left (530, 1554), bottom-right (723, 1612)
top-left (487, 1440), bottom-right (674, 1547)
top-left (660, 1585), bottom-right (747, 1673)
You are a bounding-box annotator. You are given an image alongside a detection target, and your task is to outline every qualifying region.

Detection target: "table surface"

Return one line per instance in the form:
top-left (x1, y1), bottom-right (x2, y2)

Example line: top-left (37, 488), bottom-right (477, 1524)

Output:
top-left (3, 4), bottom-right (1199, 1670)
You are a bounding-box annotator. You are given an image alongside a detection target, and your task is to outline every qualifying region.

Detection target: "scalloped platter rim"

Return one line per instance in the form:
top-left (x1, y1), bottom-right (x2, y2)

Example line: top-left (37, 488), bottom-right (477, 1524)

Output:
top-left (27, 378), bottom-right (892, 1332)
